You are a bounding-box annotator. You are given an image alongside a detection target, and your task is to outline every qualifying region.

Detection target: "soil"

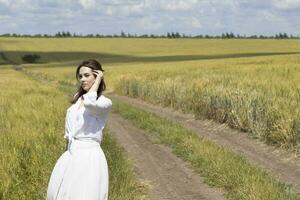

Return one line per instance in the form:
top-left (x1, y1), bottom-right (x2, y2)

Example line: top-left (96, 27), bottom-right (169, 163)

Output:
top-left (107, 113), bottom-right (225, 200)
top-left (109, 94), bottom-right (300, 193)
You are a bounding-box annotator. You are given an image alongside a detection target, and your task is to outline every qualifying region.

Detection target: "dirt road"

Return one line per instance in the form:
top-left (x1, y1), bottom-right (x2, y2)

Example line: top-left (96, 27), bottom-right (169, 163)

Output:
top-left (107, 113), bottom-right (224, 200)
top-left (110, 94), bottom-right (300, 192)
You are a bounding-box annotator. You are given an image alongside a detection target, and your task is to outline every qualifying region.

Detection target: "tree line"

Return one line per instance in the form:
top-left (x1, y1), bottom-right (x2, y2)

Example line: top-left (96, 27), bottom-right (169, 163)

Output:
top-left (0, 31), bottom-right (299, 39)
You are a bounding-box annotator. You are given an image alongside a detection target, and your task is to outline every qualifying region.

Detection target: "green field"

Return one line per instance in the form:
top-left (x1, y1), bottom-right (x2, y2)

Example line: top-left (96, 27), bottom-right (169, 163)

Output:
top-left (1, 37), bottom-right (300, 199)
top-left (1, 37), bottom-right (299, 150)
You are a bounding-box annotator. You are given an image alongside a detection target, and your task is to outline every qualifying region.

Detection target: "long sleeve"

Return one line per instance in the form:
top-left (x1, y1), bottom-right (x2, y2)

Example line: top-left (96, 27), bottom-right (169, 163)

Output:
top-left (82, 91), bottom-right (112, 117)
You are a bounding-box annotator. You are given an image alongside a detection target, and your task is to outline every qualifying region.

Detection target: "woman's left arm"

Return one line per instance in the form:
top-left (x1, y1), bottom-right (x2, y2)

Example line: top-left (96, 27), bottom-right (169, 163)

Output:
top-left (82, 91), bottom-right (112, 115)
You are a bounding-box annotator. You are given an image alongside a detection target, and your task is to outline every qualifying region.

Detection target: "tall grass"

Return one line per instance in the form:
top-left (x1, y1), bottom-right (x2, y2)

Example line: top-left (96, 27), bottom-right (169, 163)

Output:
top-left (0, 69), bottom-right (145, 200)
top-left (114, 55), bottom-right (300, 151)
top-left (0, 69), bottom-right (68, 199)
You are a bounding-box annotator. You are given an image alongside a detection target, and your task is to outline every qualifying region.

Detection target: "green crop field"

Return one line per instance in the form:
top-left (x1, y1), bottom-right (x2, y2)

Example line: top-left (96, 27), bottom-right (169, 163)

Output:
top-left (1, 37), bottom-right (298, 150)
top-left (1, 37), bottom-right (300, 199)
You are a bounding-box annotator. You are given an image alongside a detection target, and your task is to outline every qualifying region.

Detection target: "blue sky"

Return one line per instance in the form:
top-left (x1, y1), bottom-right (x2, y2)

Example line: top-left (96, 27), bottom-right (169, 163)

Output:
top-left (0, 0), bottom-right (299, 36)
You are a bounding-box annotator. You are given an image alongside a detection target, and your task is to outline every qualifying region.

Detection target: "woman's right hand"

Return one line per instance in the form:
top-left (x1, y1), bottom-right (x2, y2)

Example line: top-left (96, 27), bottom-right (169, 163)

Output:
top-left (92, 70), bottom-right (103, 82)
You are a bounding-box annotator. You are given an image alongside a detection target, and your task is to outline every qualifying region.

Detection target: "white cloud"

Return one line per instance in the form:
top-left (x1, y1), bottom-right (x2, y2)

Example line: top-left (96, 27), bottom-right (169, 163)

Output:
top-left (0, 0), bottom-right (33, 10)
top-left (164, 0), bottom-right (198, 11)
top-left (272, 0), bottom-right (300, 10)
top-left (78, 0), bottom-right (96, 9)
top-left (136, 16), bottom-right (163, 30)
top-left (0, 0), bottom-right (10, 7)
top-left (106, 6), bottom-right (113, 15)
top-left (0, 0), bottom-right (299, 36)
top-left (144, 0), bottom-right (200, 11)
top-left (123, 3), bottom-right (144, 14)
top-left (190, 17), bottom-right (202, 28)
top-left (105, 2), bottom-right (144, 16)
top-left (258, 9), bottom-right (284, 22)
top-left (0, 14), bottom-right (9, 20)
top-left (60, 9), bottom-right (75, 18)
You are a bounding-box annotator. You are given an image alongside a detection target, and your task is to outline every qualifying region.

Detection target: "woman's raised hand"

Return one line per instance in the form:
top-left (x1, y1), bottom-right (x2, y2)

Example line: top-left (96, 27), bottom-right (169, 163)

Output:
top-left (88, 70), bottom-right (103, 92)
top-left (92, 70), bottom-right (103, 81)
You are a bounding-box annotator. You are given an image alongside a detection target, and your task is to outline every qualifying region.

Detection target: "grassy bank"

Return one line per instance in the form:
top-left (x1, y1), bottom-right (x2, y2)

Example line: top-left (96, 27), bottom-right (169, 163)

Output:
top-left (111, 96), bottom-right (300, 200)
top-left (0, 69), bottom-right (144, 200)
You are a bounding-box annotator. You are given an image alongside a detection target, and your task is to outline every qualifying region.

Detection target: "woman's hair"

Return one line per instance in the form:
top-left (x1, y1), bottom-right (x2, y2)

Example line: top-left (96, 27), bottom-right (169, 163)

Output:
top-left (70, 59), bottom-right (106, 104)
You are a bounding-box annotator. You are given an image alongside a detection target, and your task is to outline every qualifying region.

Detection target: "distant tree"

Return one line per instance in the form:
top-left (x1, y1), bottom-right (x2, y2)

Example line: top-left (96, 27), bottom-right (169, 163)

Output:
top-left (22, 54), bottom-right (41, 63)
top-left (167, 32), bottom-right (171, 38)
top-left (85, 34), bottom-right (94, 37)
top-left (1, 31), bottom-right (300, 39)
top-left (277, 33), bottom-right (283, 39)
top-left (55, 31), bottom-right (62, 37)
top-left (121, 31), bottom-right (126, 37)
top-left (249, 35), bottom-right (258, 39)
top-left (1, 33), bottom-right (10, 37)
top-left (275, 32), bottom-right (287, 39)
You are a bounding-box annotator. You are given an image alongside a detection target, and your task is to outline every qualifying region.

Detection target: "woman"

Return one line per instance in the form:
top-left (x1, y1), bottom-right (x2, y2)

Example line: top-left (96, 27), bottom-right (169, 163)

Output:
top-left (47, 59), bottom-right (112, 200)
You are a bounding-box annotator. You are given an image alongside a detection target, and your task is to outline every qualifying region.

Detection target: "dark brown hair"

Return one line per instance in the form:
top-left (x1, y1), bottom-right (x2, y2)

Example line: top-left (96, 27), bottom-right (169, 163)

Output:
top-left (71, 59), bottom-right (106, 104)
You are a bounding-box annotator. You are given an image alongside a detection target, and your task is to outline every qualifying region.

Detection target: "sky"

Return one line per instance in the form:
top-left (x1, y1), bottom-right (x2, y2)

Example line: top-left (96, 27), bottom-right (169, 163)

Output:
top-left (0, 0), bottom-right (300, 36)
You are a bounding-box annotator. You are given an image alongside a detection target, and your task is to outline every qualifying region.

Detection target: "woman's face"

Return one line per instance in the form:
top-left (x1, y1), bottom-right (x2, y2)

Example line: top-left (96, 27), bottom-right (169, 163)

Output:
top-left (78, 66), bottom-right (96, 91)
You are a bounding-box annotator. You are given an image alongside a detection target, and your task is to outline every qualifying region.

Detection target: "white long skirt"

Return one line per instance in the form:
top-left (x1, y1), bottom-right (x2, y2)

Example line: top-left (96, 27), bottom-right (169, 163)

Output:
top-left (46, 139), bottom-right (109, 200)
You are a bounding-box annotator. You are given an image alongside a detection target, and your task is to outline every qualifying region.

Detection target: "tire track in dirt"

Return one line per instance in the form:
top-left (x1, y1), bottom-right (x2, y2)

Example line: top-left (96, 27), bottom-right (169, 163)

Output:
top-left (107, 113), bottom-right (225, 200)
top-left (110, 94), bottom-right (300, 192)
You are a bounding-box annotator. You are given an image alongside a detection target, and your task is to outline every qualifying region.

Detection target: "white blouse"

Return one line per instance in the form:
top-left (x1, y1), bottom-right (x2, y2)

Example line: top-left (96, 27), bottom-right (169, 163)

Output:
top-left (64, 91), bottom-right (112, 150)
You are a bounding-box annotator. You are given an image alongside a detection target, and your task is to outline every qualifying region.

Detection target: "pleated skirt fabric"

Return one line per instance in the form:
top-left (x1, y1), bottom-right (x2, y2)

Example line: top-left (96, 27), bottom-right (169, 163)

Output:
top-left (46, 139), bottom-right (108, 200)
